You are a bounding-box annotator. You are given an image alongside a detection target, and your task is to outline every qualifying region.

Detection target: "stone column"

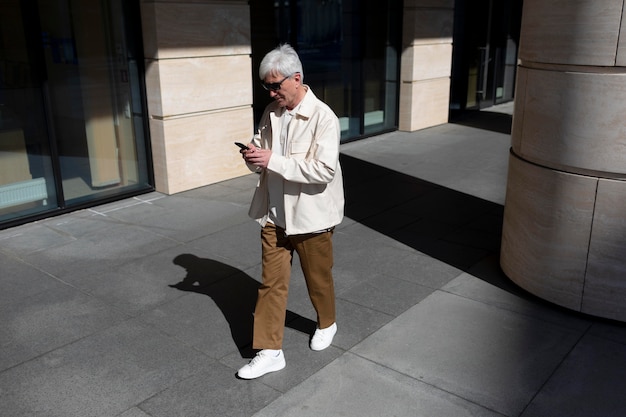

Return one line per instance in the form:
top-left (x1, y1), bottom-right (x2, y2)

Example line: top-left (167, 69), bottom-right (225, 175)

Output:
top-left (501, 0), bottom-right (626, 320)
top-left (140, 1), bottom-right (252, 194)
top-left (399, 0), bottom-right (454, 131)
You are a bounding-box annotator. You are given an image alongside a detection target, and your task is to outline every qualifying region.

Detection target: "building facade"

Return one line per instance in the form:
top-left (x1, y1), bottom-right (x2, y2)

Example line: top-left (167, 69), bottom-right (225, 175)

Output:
top-left (1, 0), bottom-right (520, 228)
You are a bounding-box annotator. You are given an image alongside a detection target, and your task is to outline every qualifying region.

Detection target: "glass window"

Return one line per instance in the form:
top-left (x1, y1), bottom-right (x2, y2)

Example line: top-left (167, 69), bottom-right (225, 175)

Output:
top-left (0, 1), bottom-right (58, 221)
top-left (0, 0), bottom-right (151, 226)
top-left (250, 0), bottom-right (402, 142)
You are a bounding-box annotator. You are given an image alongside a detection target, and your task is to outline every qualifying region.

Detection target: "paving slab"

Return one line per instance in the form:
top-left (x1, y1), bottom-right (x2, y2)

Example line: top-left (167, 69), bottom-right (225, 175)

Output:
top-left (252, 352), bottom-right (504, 417)
top-left (351, 290), bottom-right (586, 416)
top-left (0, 283), bottom-right (128, 371)
top-left (0, 321), bottom-right (215, 417)
top-left (18, 223), bottom-right (182, 282)
top-left (0, 251), bottom-right (61, 304)
top-left (521, 334), bottom-right (626, 417)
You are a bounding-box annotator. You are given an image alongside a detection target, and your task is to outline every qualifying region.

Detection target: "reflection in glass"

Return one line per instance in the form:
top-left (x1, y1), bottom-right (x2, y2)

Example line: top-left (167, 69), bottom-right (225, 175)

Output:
top-left (0, 0), bottom-right (151, 226)
top-left (251, 0), bottom-right (401, 142)
top-left (0, 2), bottom-right (57, 223)
top-left (41, 0), bottom-right (148, 204)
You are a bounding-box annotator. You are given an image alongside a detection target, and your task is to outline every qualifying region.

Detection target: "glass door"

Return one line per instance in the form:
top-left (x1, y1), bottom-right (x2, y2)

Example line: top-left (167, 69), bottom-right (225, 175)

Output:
top-left (0, 0), bottom-right (151, 226)
top-left (450, 0), bottom-right (522, 111)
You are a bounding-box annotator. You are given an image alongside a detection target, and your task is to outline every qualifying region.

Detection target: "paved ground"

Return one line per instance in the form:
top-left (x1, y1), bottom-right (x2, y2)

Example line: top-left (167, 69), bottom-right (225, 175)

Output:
top-left (2, 104), bottom-right (626, 416)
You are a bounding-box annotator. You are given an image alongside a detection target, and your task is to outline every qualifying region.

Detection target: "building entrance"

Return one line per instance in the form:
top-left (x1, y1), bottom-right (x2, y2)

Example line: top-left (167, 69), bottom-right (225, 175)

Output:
top-left (0, 0), bottom-right (151, 228)
top-left (450, 0), bottom-right (523, 112)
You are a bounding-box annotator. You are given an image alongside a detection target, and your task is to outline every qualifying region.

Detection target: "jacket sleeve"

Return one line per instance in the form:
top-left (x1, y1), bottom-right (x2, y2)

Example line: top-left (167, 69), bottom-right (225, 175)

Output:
top-left (244, 112), bottom-right (270, 174)
top-left (266, 109), bottom-right (340, 184)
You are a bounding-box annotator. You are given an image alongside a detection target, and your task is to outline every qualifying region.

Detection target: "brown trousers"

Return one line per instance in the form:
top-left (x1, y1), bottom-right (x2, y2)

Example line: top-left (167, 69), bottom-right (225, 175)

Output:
top-left (253, 223), bottom-right (336, 350)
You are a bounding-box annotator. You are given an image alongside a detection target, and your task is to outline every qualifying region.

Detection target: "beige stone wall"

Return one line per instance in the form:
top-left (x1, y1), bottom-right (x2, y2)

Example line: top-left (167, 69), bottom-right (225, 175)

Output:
top-left (399, 0), bottom-right (454, 131)
top-left (141, 0), bottom-right (253, 194)
top-left (501, 0), bottom-right (626, 321)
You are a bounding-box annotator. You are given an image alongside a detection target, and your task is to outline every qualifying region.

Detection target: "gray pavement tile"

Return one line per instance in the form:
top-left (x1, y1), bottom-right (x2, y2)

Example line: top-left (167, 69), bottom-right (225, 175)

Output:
top-left (117, 408), bottom-right (152, 417)
top-left (588, 321), bottom-right (626, 345)
top-left (521, 335), bottom-right (626, 417)
top-left (0, 252), bottom-right (61, 305)
top-left (65, 247), bottom-right (193, 317)
top-left (409, 238), bottom-right (491, 271)
top-left (455, 253), bottom-right (528, 297)
top-left (395, 187), bottom-right (500, 228)
top-left (337, 272), bottom-right (434, 316)
top-left (351, 290), bottom-right (585, 416)
top-left (343, 126), bottom-right (510, 200)
top-left (332, 225), bottom-right (430, 291)
top-left (443, 269), bottom-right (592, 333)
top-left (186, 221), bottom-right (262, 271)
top-left (175, 178), bottom-right (258, 206)
top-left (138, 362), bottom-right (281, 417)
top-left (101, 196), bottom-right (251, 243)
top-left (86, 192), bottom-right (165, 215)
top-left (332, 298), bottom-right (394, 351)
top-left (370, 249), bottom-right (464, 289)
top-left (356, 210), bottom-right (421, 234)
top-left (453, 172), bottom-right (509, 206)
top-left (18, 223), bottom-right (182, 281)
top-left (0, 283), bottom-right (128, 371)
top-left (0, 321), bottom-right (214, 417)
top-left (0, 222), bottom-right (76, 256)
top-left (63, 245), bottom-right (251, 318)
top-left (387, 217), bottom-right (459, 247)
top-left (41, 209), bottom-right (124, 239)
top-left (441, 222), bottom-right (502, 254)
top-left (179, 173), bottom-right (258, 195)
top-left (252, 352), bottom-right (504, 417)
top-left (137, 285), bottom-right (256, 361)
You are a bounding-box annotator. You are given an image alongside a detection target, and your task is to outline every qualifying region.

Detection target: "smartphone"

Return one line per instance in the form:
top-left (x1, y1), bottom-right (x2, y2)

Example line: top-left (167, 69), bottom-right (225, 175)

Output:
top-left (234, 142), bottom-right (250, 150)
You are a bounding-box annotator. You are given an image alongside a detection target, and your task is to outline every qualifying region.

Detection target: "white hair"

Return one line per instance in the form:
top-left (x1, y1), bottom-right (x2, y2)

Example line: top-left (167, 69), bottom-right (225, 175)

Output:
top-left (259, 43), bottom-right (304, 82)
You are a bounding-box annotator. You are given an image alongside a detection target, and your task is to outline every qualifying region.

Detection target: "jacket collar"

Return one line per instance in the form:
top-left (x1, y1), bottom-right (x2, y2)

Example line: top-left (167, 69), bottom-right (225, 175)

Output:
top-left (275, 85), bottom-right (316, 120)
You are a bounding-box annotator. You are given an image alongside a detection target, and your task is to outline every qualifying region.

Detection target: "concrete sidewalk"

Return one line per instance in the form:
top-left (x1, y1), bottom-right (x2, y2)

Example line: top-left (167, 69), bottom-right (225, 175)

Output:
top-left (2, 105), bottom-right (626, 416)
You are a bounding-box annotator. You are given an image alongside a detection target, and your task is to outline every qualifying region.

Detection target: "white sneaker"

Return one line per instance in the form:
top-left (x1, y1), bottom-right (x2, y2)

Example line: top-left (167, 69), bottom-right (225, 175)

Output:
top-left (237, 349), bottom-right (286, 379)
top-left (310, 322), bottom-right (337, 351)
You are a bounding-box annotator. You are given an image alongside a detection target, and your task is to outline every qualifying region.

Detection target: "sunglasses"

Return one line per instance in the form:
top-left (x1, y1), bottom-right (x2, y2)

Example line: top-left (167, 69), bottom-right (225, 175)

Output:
top-left (261, 74), bottom-right (295, 91)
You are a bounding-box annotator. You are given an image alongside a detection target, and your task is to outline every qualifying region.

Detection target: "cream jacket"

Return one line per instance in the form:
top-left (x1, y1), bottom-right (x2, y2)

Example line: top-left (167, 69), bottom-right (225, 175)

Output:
top-left (247, 87), bottom-right (344, 235)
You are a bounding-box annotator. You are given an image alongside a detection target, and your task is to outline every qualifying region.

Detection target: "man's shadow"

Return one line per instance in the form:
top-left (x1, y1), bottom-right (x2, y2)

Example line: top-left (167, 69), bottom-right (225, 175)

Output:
top-left (169, 254), bottom-right (316, 358)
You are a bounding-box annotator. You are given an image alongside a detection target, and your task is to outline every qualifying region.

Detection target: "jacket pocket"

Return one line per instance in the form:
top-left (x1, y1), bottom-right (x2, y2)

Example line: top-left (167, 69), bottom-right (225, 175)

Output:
top-left (290, 141), bottom-right (310, 155)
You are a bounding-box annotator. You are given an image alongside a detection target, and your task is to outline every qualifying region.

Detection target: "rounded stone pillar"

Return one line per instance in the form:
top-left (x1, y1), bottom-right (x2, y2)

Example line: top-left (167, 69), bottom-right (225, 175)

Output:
top-left (501, 0), bottom-right (626, 321)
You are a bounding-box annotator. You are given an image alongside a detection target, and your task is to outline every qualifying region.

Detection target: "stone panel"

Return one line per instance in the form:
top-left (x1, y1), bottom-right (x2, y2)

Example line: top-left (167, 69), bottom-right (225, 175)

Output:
top-left (515, 68), bottom-right (626, 175)
top-left (618, 4), bottom-right (626, 66)
top-left (510, 67), bottom-right (528, 153)
top-left (399, 3), bottom-right (454, 131)
top-left (149, 107), bottom-right (253, 194)
top-left (401, 43), bottom-right (453, 81)
top-left (582, 178), bottom-right (626, 321)
top-left (500, 154), bottom-right (596, 311)
top-left (519, 0), bottom-right (623, 66)
top-left (145, 55), bottom-right (252, 118)
top-left (398, 78), bottom-right (450, 132)
top-left (141, 1), bottom-right (250, 59)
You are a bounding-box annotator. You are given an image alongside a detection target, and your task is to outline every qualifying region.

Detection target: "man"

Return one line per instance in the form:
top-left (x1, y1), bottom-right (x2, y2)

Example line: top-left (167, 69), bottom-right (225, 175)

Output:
top-left (237, 44), bottom-right (344, 379)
